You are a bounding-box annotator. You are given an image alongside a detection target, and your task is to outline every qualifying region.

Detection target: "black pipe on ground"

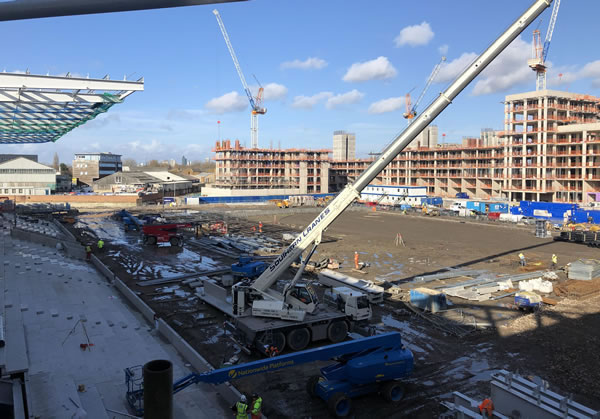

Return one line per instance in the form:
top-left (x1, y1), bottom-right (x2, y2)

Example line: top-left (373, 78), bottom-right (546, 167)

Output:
top-left (143, 359), bottom-right (173, 419)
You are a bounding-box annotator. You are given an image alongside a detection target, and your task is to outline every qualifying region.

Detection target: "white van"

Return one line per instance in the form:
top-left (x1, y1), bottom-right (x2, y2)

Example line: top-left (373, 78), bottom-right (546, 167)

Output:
top-left (450, 201), bottom-right (466, 213)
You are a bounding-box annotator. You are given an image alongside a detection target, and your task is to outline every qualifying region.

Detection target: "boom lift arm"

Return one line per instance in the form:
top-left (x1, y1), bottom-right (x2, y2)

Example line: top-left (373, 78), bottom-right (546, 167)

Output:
top-left (248, 0), bottom-right (553, 306)
top-left (126, 332), bottom-right (414, 415)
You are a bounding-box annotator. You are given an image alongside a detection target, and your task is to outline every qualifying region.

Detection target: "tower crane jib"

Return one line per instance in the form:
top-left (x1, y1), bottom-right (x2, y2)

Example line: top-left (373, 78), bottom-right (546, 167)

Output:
top-left (213, 9), bottom-right (265, 148)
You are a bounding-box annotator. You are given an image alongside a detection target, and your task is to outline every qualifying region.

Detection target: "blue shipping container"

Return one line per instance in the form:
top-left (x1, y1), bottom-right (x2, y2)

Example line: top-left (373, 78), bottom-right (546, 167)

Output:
top-left (572, 210), bottom-right (600, 224)
top-left (423, 197), bottom-right (443, 206)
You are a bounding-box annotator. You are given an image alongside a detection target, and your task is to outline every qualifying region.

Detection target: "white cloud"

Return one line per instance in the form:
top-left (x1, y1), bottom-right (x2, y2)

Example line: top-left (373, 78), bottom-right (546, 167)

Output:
top-left (326, 90), bottom-right (364, 109)
top-left (438, 44), bottom-right (449, 55)
top-left (436, 52), bottom-right (478, 84)
top-left (280, 57), bottom-right (328, 70)
top-left (368, 97), bottom-right (405, 114)
top-left (250, 83), bottom-right (288, 101)
top-left (547, 61), bottom-right (600, 88)
top-left (579, 60), bottom-right (600, 79)
top-left (471, 37), bottom-right (532, 95)
top-left (433, 36), bottom-right (533, 95)
top-left (291, 92), bottom-right (333, 109)
top-left (343, 57), bottom-right (397, 82)
top-left (205, 91), bottom-right (248, 114)
top-left (394, 22), bottom-right (434, 47)
top-left (128, 139), bottom-right (165, 153)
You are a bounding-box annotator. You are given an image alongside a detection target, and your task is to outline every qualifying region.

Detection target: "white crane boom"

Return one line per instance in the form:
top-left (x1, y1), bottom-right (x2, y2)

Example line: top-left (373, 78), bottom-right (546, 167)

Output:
top-left (213, 9), bottom-right (265, 148)
top-left (410, 56), bottom-right (446, 119)
top-left (250, 0), bottom-right (553, 296)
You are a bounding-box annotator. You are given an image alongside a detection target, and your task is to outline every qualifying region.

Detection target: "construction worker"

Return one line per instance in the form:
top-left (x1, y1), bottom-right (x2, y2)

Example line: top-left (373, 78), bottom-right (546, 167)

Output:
top-left (478, 398), bottom-right (494, 418)
top-left (97, 239), bottom-right (104, 252)
top-left (250, 393), bottom-right (263, 419)
top-left (354, 251), bottom-right (360, 270)
top-left (552, 254), bottom-right (558, 269)
top-left (258, 221), bottom-right (263, 233)
top-left (518, 252), bottom-right (526, 266)
top-left (85, 245), bottom-right (92, 261)
top-left (232, 394), bottom-right (248, 419)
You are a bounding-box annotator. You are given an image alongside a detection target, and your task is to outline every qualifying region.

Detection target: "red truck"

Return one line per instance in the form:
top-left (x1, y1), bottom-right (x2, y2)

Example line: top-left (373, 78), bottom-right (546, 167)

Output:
top-left (142, 223), bottom-right (191, 246)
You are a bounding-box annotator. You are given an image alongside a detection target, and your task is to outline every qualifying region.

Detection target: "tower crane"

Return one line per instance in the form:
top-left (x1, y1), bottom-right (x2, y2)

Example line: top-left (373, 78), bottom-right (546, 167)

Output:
top-left (213, 9), bottom-right (266, 149)
top-left (528, 0), bottom-right (561, 90)
top-left (403, 56), bottom-right (446, 122)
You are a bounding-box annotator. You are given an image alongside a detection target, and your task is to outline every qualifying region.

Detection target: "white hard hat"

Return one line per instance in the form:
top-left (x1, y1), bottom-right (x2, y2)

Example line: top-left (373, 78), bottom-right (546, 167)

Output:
top-left (240, 395), bottom-right (247, 403)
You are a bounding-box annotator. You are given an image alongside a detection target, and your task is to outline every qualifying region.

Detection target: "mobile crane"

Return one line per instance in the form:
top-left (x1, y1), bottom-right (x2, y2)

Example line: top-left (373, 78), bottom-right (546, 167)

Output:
top-left (198, 0), bottom-right (554, 354)
top-left (126, 332), bottom-right (414, 417)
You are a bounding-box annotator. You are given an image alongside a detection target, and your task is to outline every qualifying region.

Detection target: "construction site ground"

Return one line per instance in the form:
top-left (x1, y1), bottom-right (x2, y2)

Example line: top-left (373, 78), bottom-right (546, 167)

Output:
top-left (66, 205), bottom-right (600, 417)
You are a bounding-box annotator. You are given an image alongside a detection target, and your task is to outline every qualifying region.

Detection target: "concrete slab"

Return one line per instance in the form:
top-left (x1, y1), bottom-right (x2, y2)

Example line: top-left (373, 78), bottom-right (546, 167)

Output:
top-left (0, 225), bottom-right (232, 418)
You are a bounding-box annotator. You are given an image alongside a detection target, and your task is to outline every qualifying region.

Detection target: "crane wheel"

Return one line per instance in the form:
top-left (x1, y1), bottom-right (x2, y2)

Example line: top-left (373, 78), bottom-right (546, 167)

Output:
top-left (327, 321), bottom-right (348, 343)
top-left (306, 375), bottom-right (322, 397)
top-left (328, 392), bottom-right (351, 417)
top-left (271, 331), bottom-right (286, 353)
top-left (380, 381), bottom-right (405, 402)
top-left (169, 237), bottom-right (180, 246)
top-left (146, 236), bottom-right (157, 245)
top-left (287, 328), bottom-right (310, 351)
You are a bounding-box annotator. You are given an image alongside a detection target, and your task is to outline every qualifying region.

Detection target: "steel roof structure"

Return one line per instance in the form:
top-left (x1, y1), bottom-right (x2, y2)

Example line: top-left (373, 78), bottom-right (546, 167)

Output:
top-left (0, 72), bottom-right (144, 144)
top-left (0, 0), bottom-right (246, 22)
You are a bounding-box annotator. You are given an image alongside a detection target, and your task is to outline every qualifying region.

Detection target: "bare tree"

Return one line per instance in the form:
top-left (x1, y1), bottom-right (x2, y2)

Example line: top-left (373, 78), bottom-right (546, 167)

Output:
top-left (52, 152), bottom-right (60, 171)
top-left (123, 158), bottom-right (137, 169)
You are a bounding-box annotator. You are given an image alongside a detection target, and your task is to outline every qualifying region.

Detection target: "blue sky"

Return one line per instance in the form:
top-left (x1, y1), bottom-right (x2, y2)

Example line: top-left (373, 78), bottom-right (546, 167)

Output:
top-left (2, 0), bottom-right (600, 165)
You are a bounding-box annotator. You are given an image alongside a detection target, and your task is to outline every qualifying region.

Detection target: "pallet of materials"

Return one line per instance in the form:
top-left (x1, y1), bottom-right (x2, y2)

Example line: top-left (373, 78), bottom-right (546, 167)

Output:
top-left (568, 259), bottom-right (600, 281)
top-left (317, 269), bottom-right (384, 303)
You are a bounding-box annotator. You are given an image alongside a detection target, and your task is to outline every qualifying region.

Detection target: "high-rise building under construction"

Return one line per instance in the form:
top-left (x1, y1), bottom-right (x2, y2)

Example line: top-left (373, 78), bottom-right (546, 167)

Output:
top-left (332, 131), bottom-right (355, 161)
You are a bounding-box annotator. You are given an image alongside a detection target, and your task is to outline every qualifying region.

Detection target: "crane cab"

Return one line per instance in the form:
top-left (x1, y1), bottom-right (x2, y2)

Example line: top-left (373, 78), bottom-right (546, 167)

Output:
top-left (286, 282), bottom-right (319, 313)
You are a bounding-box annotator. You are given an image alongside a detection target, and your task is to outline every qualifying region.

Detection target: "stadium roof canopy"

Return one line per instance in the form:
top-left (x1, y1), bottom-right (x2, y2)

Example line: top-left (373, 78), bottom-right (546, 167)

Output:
top-left (0, 72), bottom-right (144, 144)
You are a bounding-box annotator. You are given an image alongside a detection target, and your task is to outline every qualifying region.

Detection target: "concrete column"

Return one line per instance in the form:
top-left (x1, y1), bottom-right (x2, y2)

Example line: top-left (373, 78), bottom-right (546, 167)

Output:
top-left (299, 161), bottom-right (308, 194)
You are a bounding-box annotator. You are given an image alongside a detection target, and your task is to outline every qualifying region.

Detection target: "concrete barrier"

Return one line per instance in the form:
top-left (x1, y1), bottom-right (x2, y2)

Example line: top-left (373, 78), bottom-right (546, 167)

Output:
top-left (90, 255), bottom-right (116, 282)
top-left (114, 278), bottom-right (156, 324)
top-left (52, 219), bottom-right (78, 242)
top-left (88, 257), bottom-right (244, 407)
top-left (10, 228), bottom-right (85, 260)
top-left (157, 319), bottom-right (242, 405)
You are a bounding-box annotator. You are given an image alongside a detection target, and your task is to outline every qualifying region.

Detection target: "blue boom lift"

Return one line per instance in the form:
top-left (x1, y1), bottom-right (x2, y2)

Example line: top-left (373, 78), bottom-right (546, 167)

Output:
top-left (125, 332), bottom-right (414, 417)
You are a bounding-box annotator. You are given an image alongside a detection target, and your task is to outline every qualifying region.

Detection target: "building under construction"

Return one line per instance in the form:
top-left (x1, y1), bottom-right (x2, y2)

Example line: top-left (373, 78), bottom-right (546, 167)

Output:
top-left (208, 139), bottom-right (330, 196)
top-left (209, 90), bottom-right (599, 204)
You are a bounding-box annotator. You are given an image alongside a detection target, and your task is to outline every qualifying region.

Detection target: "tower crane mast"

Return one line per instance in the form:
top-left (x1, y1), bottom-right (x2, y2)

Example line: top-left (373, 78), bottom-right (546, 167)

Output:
top-left (213, 9), bottom-right (266, 148)
top-left (528, 0), bottom-right (561, 90)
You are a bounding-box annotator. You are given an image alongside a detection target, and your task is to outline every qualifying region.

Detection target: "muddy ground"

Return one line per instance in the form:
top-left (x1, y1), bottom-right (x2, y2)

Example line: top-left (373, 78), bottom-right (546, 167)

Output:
top-left (69, 205), bottom-right (600, 417)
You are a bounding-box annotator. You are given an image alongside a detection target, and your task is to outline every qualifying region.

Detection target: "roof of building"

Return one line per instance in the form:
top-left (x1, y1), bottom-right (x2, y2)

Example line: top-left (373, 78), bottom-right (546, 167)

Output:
top-left (0, 72), bottom-right (143, 144)
top-left (74, 152), bottom-right (122, 157)
top-left (0, 156), bottom-right (55, 171)
top-left (94, 171), bottom-right (160, 185)
top-left (505, 89), bottom-right (600, 102)
top-left (143, 171), bottom-right (188, 182)
top-left (0, 154), bottom-right (37, 163)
